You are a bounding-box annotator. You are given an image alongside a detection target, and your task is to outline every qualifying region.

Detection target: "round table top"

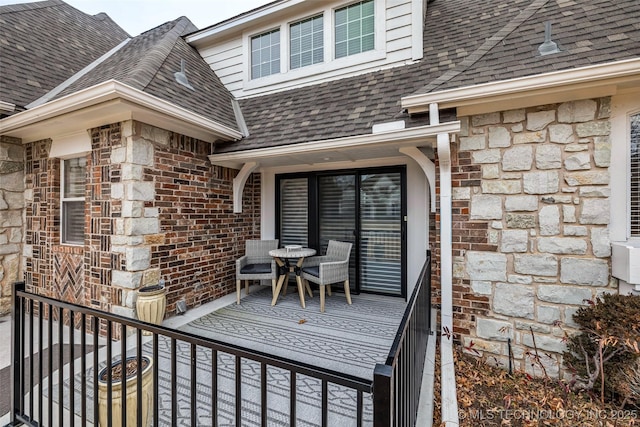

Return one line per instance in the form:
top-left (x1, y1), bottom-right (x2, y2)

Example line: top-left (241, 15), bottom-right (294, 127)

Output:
top-left (269, 247), bottom-right (316, 258)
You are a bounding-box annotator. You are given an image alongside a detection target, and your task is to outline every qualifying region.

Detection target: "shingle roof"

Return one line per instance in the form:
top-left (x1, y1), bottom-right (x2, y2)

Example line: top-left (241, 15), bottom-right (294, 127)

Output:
top-left (215, 0), bottom-right (640, 154)
top-left (0, 0), bottom-right (128, 114)
top-left (55, 17), bottom-right (239, 131)
top-left (418, 0), bottom-right (640, 94)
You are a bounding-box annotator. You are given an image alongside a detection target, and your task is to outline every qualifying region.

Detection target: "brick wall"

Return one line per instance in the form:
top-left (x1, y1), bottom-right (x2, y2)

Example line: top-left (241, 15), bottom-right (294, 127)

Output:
top-left (24, 120), bottom-right (261, 320)
top-left (438, 98), bottom-right (615, 378)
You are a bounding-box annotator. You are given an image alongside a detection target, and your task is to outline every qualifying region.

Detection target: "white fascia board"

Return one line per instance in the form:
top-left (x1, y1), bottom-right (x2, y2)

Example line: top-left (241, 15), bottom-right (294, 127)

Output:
top-left (401, 57), bottom-right (640, 113)
top-left (209, 121), bottom-right (460, 168)
top-left (0, 101), bottom-right (16, 113)
top-left (186, 0), bottom-right (298, 45)
top-left (0, 80), bottom-right (243, 141)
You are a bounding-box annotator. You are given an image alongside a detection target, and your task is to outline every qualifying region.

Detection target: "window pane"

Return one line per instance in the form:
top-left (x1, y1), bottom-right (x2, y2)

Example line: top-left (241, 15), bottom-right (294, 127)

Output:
top-left (335, 8), bottom-right (347, 26)
top-left (251, 29), bottom-right (280, 79)
top-left (63, 201), bottom-right (84, 244)
top-left (280, 178), bottom-right (308, 247)
top-left (631, 113), bottom-right (640, 236)
top-left (334, 0), bottom-right (374, 58)
top-left (290, 15), bottom-right (323, 69)
top-left (64, 157), bottom-right (86, 198)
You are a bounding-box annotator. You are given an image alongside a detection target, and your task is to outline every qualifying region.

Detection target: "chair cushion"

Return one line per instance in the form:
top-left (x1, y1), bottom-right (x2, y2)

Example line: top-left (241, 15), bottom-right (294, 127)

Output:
top-left (302, 266), bottom-right (319, 277)
top-left (240, 263), bottom-right (272, 274)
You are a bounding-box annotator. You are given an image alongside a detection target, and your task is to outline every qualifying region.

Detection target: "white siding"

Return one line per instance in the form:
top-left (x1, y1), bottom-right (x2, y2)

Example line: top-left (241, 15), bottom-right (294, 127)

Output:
top-left (194, 0), bottom-right (422, 98)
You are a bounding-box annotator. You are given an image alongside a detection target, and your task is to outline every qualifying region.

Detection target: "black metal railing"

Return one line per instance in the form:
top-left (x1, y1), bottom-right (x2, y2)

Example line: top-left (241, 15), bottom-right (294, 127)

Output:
top-left (373, 250), bottom-right (432, 427)
top-left (7, 252), bottom-right (431, 427)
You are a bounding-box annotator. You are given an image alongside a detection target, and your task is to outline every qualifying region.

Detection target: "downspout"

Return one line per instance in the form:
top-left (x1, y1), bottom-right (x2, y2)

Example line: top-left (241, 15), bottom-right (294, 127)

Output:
top-left (431, 103), bottom-right (459, 426)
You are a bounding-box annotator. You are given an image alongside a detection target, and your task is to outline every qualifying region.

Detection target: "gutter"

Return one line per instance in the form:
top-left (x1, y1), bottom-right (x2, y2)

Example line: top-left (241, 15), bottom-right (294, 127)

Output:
top-left (401, 57), bottom-right (640, 113)
top-left (0, 80), bottom-right (243, 141)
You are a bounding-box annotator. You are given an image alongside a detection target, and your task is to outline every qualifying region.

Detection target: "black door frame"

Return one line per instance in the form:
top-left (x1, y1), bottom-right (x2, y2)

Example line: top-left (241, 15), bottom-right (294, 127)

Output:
top-left (275, 165), bottom-right (407, 298)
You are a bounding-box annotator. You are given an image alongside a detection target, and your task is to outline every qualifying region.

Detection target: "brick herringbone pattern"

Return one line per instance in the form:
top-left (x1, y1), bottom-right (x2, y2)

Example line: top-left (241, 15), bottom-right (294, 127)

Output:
top-left (53, 251), bottom-right (84, 306)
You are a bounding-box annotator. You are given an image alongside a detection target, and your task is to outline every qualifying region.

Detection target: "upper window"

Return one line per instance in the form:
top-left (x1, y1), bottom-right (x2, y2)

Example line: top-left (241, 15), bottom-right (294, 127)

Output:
top-left (335, 0), bottom-right (375, 59)
top-left (631, 112), bottom-right (640, 236)
top-left (251, 29), bottom-right (280, 79)
top-left (61, 157), bottom-right (86, 245)
top-left (290, 15), bottom-right (324, 70)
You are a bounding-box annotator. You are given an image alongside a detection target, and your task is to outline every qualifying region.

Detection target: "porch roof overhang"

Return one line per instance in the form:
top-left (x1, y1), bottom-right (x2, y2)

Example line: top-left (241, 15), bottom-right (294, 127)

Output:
top-left (210, 121), bottom-right (460, 213)
top-left (0, 80), bottom-right (244, 143)
top-left (401, 57), bottom-right (640, 116)
top-left (208, 121), bottom-right (460, 170)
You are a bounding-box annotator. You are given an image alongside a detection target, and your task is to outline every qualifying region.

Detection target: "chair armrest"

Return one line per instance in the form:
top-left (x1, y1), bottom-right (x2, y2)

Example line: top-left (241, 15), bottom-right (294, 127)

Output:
top-left (302, 255), bottom-right (332, 267)
top-left (318, 259), bottom-right (349, 283)
top-left (236, 255), bottom-right (249, 269)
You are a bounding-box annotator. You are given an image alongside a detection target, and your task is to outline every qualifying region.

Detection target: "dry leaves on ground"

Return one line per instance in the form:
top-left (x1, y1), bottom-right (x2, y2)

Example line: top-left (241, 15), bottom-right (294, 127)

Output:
top-left (433, 345), bottom-right (638, 427)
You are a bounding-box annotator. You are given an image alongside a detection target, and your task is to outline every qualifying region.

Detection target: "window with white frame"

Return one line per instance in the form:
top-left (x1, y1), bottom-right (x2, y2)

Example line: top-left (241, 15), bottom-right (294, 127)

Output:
top-left (251, 29), bottom-right (281, 79)
top-left (290, 15), bottom-right (324, 70)
top-left (631, 112), bottom-right (640, 236)
top-left (335, 0), bottom-right (375, 59)
top-left (61, 157), bottom-right (86, 245)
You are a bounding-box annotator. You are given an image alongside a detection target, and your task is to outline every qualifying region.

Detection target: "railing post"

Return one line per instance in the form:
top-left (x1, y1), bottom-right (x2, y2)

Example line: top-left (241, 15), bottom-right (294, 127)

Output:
top-left (9, 281), bottom-right (25, 426)
top-left (373, 363), bottom-right (393, 427)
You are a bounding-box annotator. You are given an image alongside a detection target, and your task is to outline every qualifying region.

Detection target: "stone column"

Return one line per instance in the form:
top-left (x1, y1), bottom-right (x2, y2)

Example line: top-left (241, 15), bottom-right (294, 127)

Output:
top-left (110, 121), bottom-right (161, 318)
top-left (0, 137), bottom-right (24, 315)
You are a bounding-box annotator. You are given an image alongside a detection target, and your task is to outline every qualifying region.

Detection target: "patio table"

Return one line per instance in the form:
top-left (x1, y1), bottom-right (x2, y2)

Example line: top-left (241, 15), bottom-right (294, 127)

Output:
top-left (269, 247), bottom-right (316, 308)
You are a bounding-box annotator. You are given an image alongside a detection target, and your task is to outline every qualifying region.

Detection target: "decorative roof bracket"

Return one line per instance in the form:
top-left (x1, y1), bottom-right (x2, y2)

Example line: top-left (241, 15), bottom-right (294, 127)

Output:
top-left (233, 161), bottom-right (258, 213)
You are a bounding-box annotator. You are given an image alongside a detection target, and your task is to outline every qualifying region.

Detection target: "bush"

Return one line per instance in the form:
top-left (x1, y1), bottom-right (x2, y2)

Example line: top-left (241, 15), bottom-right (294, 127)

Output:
top-left (563, 293), bottom-right (640, 405)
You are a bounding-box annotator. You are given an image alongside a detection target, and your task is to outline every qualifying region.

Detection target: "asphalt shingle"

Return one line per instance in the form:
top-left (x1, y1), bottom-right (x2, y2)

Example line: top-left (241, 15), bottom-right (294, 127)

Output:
top-left (0, 0), bottom-right (128, 113)
top-left (216, 0), bottom-right (640, 154)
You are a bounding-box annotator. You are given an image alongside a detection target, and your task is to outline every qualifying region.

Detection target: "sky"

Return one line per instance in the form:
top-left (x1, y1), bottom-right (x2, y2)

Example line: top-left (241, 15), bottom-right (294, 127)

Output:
top-left (0, 0), bottom-right (274, 36)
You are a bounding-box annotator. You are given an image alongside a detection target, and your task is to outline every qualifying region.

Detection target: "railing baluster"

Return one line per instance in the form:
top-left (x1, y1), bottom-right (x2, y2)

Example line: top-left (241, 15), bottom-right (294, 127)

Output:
top-left (81, 313), bottom-right (86, 425)
top-left (235, 355), bottom-right (242, 426)
top-left (19, 296), bottom-right (24, 418)
top-left (93, 315), bottom-right (99, 426)
top-left (171, 337), bottom-right (177, 426)
top-left (211, 349), bottom-right (218, 427)
top-left (261, 362), bottom-right (267, 425)
top-left (69, 309), bottom-right (75, 427)
top-left (321, 379), bottom-right (328, 427)
top-left (48, 303), bottom-right (53, 427)
top-left (356, 390), bottom-right (363, 427)
top-left (289, 371), bottom-right (296, 426)
top-left (137, 329), bottom-right (143, 427)
top-left (107, 320), bottom-right (113, 427)
top-left (10, 282), bottom-right (25, 426)
top-left (28, 298), bottom-right (33, 420)
top-left (191, 343), bottom-right (197, 425)
top-left (153, 333), bottom-right (159, 427)
top-left (120, 323), bottom-right (127, 427)
top-left (58, 307), bottom-right (64, 427)
top-left (38, 300), bottom-right (43, 424)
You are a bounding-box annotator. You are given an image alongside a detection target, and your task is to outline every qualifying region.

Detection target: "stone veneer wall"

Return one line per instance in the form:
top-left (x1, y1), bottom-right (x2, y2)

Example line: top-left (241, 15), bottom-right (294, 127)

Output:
top-left (447, 98), bottom-right (614, 377)
top-left (25, 120), bottom-right (260, 320)
top-left (0, 136), bottom-right (24, 315)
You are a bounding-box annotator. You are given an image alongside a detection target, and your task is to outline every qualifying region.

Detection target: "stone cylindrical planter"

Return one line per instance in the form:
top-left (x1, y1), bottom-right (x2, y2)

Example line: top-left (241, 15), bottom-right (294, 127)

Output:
top-left (136, 285), bottom-right (166, 335)
top-left (97, 356), bottom-right (153, 427)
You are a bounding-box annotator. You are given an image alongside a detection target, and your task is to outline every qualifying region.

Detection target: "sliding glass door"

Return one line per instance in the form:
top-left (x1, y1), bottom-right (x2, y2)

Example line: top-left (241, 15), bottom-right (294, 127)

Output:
top-left (277, 167), bottom-right (406, 297)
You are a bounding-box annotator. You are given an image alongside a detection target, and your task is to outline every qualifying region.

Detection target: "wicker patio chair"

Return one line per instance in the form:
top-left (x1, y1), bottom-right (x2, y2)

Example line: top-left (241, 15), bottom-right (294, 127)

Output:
top-left (236, 239), bottom-right (279, 304)
top-left (301, 240), bottom-right (353, 313)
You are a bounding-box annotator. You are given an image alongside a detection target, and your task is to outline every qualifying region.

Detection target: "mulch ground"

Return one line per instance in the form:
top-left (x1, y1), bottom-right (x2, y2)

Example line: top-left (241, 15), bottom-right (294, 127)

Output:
top-left (433, 345), bottom-right (639, 426)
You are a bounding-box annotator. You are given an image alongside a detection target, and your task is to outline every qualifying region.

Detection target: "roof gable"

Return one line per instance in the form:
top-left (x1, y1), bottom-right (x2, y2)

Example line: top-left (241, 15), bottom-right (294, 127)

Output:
top-left (53, 17), bottom-right (239, 132)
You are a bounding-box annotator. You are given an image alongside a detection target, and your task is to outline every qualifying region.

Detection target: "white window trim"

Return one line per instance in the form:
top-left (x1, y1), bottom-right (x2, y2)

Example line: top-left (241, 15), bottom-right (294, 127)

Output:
top-left (242, 0), bottom-right (386, 91)
top-left (610, 92), bottom-right (640, 243)
top-left (60, 157), bottom-right (86, 246)
top-left (289, 13), bottom-right (325, 71)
